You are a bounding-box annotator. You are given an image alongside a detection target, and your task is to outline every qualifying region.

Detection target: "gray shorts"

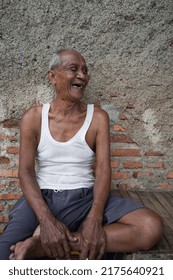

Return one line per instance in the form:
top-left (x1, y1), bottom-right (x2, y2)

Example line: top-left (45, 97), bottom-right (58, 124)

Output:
top-left (41, 188), bottom-right (144, 231)
top-left (0, 187), bottom-right (144, 259)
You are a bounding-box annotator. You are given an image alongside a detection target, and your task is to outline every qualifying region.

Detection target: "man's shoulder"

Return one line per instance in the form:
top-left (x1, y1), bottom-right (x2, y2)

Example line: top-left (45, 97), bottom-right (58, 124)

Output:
top-left (20, 104), bottom-right (43, 128)
top-left (93, 104), bottom-right (109, 121)
top-left (23, 104), bottom-right (43, 118)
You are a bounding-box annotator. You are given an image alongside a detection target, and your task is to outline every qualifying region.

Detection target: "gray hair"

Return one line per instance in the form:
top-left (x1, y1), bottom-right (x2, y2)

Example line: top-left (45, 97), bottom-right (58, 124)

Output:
top-left (48, 49), bottom-right (81, 70)
top-left (48, 52), bottom-right (62, 70)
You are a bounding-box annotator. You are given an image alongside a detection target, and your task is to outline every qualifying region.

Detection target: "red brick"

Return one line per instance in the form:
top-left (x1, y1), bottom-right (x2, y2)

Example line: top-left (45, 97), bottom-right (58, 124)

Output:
top-left (0, 134), bottom-right (6, 140)
top-left (114, 125), bottom-right (126, 132)
top-left (8, 204), bottom-right (16, 211)
top-left (145, 151), bottom-right (164, 156)
top-left (8, 136), bottom-right (18, 142)
top-left (0, 157), bottom-right (10, 164)
top-left (117, 183), bottom-right (138, 190)
top-left (167, 172), bottom-right (173, 179)
top-left (133, 171), bottom-right (153, 178)
top-left (0, 227), bottom-right (4, 234)
top-left (0, 204), bottom-right (4, 211)
top-left (0, 193), bottom-right (21, 200)
top-left (7, 146), bottom-right (19, 154)
top-left (0, 170), bottom-right (18, 177)
top-left (2, 119), bottom-right (19, 128)
top-left (112, 149), bottom-right (141, 157)
top-left (9, 180), bottom-right (20, 187)
top-left (146, 162), bottom-right (165, 169)
top-left (0, 215), bottom-right (9, 222)
top-left (159, 182), bottom-right (173, 190)
top-left (110, 134), bottom-right (133, 143)
top-left (118, 114), bottom-right (128, 120)
top-left (123, 161), bottom-right (143, 169)
top-left (111, 161), bottom-right (119, 168)
top-left (112, 172), bottom-right (131, 179)
top-left (0, 135), bottom-right (17, 141)
top-left (0, 183), bottom-right (6, 188)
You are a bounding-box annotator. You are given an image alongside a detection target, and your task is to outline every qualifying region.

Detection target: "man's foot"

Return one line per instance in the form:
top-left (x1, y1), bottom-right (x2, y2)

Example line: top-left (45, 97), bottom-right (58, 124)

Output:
top-left (9, 236), bottom-right (45, 260)
top-left (9, 232), bottom-right (81, 260)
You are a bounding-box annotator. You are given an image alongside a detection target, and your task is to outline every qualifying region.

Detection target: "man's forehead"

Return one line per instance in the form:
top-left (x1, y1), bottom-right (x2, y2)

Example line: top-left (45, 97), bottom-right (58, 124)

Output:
top-left (60, 50), bottom-right (86, 65)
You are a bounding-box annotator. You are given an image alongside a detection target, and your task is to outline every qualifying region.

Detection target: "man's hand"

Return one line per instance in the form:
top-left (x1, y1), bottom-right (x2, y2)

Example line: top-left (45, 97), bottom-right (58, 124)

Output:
top-left (79, 216), bottom-right (106, 260)
top-left (40, 214), bottom-right (77, 259)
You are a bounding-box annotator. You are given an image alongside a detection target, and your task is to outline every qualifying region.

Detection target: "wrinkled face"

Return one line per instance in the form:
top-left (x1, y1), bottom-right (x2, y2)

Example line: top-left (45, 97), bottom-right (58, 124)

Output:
top-left (49, 50), bottom-right (89, 101)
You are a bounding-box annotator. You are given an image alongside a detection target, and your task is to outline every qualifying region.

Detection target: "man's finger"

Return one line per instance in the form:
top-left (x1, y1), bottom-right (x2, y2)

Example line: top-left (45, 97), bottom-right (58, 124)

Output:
top-left (56, 244), bottom-right (65, 259)
top-left (96, 245), bottom-right (105, 260)
top-left (62, 241), bottom-right (71, 259)
top-left (79, 248), bottom-right (89, 260)
top-left (88, 245), bottom-right (97, 260)
top-left (66, 230), bottom-right (78, 243)
top-left (42, 242), bottom-right (52, 258)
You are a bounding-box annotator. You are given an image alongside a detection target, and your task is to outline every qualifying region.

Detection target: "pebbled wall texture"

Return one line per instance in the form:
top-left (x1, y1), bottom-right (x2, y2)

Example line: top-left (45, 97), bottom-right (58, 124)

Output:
top-left (0, 0), bottom-right (173, 230)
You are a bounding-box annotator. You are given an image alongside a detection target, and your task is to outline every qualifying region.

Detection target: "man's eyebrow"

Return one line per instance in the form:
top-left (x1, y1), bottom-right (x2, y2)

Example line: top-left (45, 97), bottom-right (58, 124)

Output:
top-left (67, 62), bottom-right (88, 68)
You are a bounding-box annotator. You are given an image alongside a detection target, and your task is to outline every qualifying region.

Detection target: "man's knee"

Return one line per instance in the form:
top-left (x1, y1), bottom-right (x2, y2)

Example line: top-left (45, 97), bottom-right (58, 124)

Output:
top-left (136, 209), bottom-right (164, 251)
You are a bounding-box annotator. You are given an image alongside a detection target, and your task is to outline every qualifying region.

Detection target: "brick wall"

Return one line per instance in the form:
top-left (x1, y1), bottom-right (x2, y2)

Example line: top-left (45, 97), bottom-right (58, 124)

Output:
top-left (0, 119), bottom-right (21, 233)
top-left (110, 113), bottom-right (173, 191)
top-left (0, 114), bottom-right (173, 232)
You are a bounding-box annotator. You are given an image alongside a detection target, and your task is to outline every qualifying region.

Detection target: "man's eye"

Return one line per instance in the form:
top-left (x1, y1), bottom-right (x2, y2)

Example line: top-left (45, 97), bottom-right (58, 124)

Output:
top-left (83, 68), bottom-right (88, 74)
top-left (70, 67), bottom-right (77, 71)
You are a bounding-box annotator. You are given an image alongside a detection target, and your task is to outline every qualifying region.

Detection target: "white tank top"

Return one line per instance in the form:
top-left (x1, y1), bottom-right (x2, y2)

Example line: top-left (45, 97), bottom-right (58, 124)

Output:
top-left (36, 103), bottom-right (95, 190)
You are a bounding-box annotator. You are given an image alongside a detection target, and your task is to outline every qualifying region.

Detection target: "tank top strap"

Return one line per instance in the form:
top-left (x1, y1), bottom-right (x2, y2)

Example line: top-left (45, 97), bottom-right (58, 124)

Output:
top-left (81, 104), bottom-right (94, 136)
top-left (42, 103), bottom-right (50, 130)
top-left (38, 103), bottom-right (50, 149)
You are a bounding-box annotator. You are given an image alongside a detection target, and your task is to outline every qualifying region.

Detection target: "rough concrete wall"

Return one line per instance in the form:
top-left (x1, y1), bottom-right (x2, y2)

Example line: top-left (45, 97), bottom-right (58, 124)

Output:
top-left (0, 0), bottom-right (173, 229)
top-left (1, 0), bottom-right (173, 150)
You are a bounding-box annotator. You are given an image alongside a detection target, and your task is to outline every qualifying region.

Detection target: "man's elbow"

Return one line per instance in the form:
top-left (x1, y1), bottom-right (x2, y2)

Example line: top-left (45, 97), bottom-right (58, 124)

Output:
top-left (18, 166), bottom-right (35, 181)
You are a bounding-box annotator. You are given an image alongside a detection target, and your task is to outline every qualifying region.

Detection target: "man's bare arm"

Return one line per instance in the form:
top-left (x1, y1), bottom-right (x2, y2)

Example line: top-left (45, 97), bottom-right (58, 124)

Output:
top-left (80, 108), bottom-right (111, 259)
top-left (18, 106), bottom-right (77, 259)
top-left (19, 106), bottom-right (49, 221)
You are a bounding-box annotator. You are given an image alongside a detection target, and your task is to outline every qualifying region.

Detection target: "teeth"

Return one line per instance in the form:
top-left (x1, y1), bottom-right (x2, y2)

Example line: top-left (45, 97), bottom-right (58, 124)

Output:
top-left (72, 85), bottom-right (82, 88)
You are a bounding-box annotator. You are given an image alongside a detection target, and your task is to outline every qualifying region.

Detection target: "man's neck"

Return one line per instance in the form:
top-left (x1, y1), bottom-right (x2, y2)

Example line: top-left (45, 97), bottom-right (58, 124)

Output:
top-left (50, 98), bottom-right (84, 117)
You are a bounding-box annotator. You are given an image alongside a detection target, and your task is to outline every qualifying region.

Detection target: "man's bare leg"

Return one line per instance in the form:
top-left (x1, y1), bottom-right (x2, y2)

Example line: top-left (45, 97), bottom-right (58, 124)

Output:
top-left (9, 208), bottom-right (163, 260)
top-left (104, 208), bottom-right (163, 252)
top-left (9, 227), bottom-right (81, 260)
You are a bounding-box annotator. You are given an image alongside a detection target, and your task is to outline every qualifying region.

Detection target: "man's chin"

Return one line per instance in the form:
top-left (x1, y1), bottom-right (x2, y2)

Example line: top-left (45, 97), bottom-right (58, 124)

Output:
top-left (69, 91), bottom-right (84, 101)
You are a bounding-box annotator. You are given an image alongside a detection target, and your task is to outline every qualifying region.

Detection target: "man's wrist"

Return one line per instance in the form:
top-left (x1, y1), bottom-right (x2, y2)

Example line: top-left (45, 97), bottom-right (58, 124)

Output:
top-left (38, 207), bottom-right (54, 224)
top-left (87, 209), bottom-right (103, 223)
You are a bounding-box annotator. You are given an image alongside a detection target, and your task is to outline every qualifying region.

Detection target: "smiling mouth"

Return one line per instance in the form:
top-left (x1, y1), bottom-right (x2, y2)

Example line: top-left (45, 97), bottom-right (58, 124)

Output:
top-left (72, 83), bottom-right (84, 89)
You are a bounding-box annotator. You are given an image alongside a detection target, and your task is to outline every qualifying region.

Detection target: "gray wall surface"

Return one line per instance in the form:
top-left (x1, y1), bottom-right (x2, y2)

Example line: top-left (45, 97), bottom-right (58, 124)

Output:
top-left (0, 0), bottom-right (173, 191)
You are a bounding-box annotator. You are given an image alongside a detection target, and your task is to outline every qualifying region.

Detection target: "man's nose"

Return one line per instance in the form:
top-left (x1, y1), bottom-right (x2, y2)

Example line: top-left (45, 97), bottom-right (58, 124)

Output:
top-left (76, 69), bottom-right (86, 79)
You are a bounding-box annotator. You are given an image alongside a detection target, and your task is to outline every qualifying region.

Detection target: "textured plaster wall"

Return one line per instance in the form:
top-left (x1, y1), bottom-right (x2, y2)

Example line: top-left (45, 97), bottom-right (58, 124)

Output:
top-left (1, 0), bottom-right (173, 189)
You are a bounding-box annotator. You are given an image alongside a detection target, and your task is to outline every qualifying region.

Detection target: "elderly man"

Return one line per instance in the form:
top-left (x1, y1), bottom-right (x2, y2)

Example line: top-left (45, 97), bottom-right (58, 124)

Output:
top-left (0, 49), bottom-right (163, 260)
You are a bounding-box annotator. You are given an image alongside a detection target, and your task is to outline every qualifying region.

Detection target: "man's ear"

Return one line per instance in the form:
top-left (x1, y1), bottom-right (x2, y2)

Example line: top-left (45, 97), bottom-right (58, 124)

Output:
top-left (48, 70), bottom-right (57, 85)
